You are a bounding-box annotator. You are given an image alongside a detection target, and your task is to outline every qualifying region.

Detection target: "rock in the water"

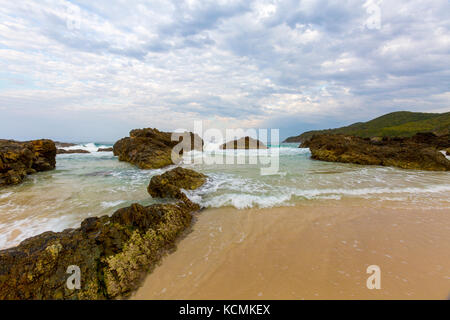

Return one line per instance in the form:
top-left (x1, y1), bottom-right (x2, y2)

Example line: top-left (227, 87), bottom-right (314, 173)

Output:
top-left (446, 148), bottom-right (450, 156)
top-left (113, 128), bottom-right (203, 169)
top-left (0, 139), bottom-right (56, 186)
top-left (57, 149), bottom-right (90, 154)
top-left (97, 147), bottom-right (113, 152)
top-left (302, 133), bottom-right (450, 171)
top-left (54, 142), bottom-right (77, 148)
top-left (148, 167), bottom-right (206, 206)
top-left (0, 166), bottom-right (206, 299)
top-left (0, 202), bottom-right (194, 300)
top-left (220, 136), bottom-right (267, 149)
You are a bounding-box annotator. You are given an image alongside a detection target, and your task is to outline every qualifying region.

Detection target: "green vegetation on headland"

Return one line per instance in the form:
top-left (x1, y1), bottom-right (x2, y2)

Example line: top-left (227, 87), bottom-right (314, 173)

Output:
top-left (284, 111), bottom-right (450, 143)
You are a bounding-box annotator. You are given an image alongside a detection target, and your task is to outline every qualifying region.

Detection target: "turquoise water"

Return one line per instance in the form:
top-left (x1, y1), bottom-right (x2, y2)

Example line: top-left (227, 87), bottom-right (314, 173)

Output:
top-left (0, 142), bottom-right (449, 249)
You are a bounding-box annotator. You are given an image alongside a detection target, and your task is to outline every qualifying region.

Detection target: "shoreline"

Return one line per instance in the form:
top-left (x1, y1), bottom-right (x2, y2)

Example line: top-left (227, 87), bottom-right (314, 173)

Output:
top-left (133, 199), bottom-right (450, 300)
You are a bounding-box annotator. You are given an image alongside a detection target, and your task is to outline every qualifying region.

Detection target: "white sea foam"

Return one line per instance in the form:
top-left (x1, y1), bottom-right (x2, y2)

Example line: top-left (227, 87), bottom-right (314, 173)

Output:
top-left (0, 215), bottom-right (78, 250)
top-left (59, 142), bottom-right (113, 153)
top-left (0, 192), bottom-right (13, 200)
top-left (101, 200), bottom-right (126, 208)
top-left (185, 170), bottom-right (450, 209)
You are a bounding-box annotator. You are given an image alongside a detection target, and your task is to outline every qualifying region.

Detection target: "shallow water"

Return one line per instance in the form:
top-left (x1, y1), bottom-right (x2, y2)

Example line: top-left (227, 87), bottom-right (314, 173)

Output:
top-left (0, 142), bottom-right (449, 250)
top-left (134, 203), bottom-right (450, 299)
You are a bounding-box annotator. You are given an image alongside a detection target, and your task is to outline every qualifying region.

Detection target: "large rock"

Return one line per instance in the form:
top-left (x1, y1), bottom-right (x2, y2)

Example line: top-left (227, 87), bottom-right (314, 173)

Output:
top-left (113, 128), bottom-right (203, 169)
top-left (220, 136), bottom-right (267, 149)
top-left (0, 202), bottom-right (193, 299)
top-left (302, 133), bottom-right (450, 171)
top-left (57, 149), bottom-right (90, 154)
top-left (0, 139), bottom-right (56, 186)
top-left (0, 167), bottom-right (207, 300)
top-left (148, 167), bottom-right (207, 206)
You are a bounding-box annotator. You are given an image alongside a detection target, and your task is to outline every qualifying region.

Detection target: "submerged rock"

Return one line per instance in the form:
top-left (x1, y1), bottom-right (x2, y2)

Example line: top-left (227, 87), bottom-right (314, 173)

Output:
top-left (0, 167), bottom-right (206, 300)
top-left (0, 139), bottom-right (56, 186)
top-left (148, 167), bottom-right (207, 207)
top-left (97, 147), bottom-right (113, 152)
top-left (302, 133), bottom-right (450, 171)
top-left (220, 136), bottom-right (267, 149)
top-left (113, 128), bottom-right (203, 169)
top-left (57, 149), bottom-right (90, 154)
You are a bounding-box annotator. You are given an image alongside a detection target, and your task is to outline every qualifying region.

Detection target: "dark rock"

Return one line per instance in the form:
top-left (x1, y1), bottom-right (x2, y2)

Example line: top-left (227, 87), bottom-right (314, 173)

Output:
top-left (55, 142), bottom-right (77, 148)
top-left (113, 128), bottom-right (203, 169)
top-left (0, 139), bottom-right (56, 187)
top-left (220, 136), bottom-right (267, 149)
top-left (148, 167), bottom-right (207, 208)
top-left (57, 149), bottom-right (90, 154)
top-left (0, 167), bottom-right (207, 300)
top-left (97, 147), bottom-right (113, 152)
top-left (302, 133), bottom-right (450, 171)
top-left (0, 202), bottom-right (193, 299)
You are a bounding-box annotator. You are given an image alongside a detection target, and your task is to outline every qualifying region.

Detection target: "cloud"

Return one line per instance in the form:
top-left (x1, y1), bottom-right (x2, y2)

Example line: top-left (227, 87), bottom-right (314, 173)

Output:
top-left (0, 0), bottom-right (449, 141)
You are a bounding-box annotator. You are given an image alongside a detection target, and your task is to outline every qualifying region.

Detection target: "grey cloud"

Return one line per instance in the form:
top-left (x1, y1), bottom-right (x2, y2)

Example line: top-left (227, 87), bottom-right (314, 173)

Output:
top-left (0, 0), bottom-right (449, 141)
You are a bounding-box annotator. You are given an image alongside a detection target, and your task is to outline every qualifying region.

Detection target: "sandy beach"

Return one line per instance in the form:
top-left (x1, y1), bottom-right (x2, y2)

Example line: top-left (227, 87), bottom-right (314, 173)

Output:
top-left (133, 199), bottom-right (450, 300)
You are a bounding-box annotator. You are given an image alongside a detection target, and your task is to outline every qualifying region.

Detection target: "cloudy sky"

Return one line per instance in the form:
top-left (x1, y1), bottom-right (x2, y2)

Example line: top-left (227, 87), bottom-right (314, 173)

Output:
top-left (0, 0), bottom-right (449, 142)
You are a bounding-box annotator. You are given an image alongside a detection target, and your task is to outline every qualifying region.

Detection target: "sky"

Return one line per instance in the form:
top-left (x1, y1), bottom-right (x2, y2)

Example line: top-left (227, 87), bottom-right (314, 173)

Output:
top-left (0, 0), bottom-right (449, 142)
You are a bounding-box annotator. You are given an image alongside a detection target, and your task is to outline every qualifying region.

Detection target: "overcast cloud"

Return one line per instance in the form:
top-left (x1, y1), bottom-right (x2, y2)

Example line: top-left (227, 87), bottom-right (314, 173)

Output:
top-left (0, 0), bottom-right (449, 141)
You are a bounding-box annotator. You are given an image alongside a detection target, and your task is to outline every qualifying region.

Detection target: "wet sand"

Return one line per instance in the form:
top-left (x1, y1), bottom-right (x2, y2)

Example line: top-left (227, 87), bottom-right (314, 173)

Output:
top-left (133, 200), bottom-right (450, 300)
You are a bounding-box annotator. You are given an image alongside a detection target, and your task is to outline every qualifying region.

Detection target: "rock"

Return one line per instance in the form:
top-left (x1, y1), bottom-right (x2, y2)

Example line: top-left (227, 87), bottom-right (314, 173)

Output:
top-left (446, 148), bottom-right (450, 156)
top-left (57, 149), bottom-right (90, 154)
top-left (97, 147), bottom-right (113, 152)
top-left (0, 202), bottom-right (194, 300)
top-left (54, 142), bottom-right (77, 148)
top-left (220, 137), bottom-right (268, 149)
top-left (409, 132), bottom-right (450, 149)
top-left (148, 167), bottom-right (207, 207)
top-left (113, 128), bottom-right (203, 169)
top-left (0, 139), bottom-right (56, 187)
top-left (0, 167), bottom-right (206, 299)
top-left (302, 133), bottom-right (450, 171)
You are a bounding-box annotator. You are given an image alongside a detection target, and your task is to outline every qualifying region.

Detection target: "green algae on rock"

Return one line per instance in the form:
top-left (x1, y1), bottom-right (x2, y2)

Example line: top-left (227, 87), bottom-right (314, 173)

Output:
top-left (0, 167), bottom-right (207, 300)
top-left (0, 202), bottom-right (193, 299)
top-left (0, 139), bottom-right (56, 187)
top-left (148, 167), bottom-right (207, 199)
top-left (302, 133), bottom-right (450, 171)
top-left (113, 128), bottom-right (203, 169)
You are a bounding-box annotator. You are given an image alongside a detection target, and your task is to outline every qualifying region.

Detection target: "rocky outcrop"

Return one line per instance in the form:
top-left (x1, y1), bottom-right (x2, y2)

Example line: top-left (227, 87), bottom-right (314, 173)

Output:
top-left (0, 167), bottom-right (206, 300)
top-left (0, 139), bottom-right (56, 187)
top-left (57, 149), bottom-right (90, 154)
top-left (302, 133), bottom-right (450, 171)
top-left (113, 128), bottom-right (203, 169)
top-left (148, 167), bottom-right (206, 207)
top-left (97, 147), bottom-right (113, 152)
top-left (220, 137), bottom-right (267, 149)
top-left (55, 142), bottom-right (77, 148)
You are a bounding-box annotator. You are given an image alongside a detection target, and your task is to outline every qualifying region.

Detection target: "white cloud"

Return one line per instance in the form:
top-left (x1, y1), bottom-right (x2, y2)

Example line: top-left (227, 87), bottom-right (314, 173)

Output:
top-left (0, 0), bottom-right (449, 141)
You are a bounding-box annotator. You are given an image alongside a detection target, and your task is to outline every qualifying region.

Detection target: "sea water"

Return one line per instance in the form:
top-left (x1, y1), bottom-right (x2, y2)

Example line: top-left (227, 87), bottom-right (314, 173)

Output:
top-left (0, 142), bottom-right (449, 249)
